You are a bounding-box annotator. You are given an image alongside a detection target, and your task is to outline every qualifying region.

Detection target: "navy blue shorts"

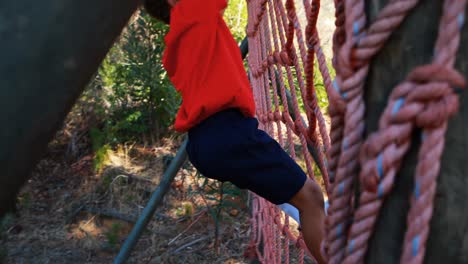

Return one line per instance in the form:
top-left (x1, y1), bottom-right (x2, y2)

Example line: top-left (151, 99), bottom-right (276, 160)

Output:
top-left (186, 109), bottom-right (307, 205)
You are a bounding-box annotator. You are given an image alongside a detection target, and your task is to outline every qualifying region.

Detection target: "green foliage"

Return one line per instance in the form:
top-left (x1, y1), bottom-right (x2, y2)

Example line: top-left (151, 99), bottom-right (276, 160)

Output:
top-left (314, 59), bottom-right (335, 111)
top-left (75, 10), bottom-right (183, 170)
top-left (81, 10), bottom-right (180, 158)
top-left (313, 162), bottom-right (324, 185)
top-left (105, 222), bottom-right (122, 248)
top-left (97, 11), bottom-right (180, 143)
top-left (276, 58), bottom-right (334, 115)
top-left (223, 0), bottom-right (248, 42)
top-left (89, 128), bottom-right (111, 172)
top-left (175, 202), bottom-right (194, 218)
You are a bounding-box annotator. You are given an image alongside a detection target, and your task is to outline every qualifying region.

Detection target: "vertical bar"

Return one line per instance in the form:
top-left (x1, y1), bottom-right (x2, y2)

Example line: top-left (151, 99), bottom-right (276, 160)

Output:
top-left (113, 138), bottom-right (188, 264)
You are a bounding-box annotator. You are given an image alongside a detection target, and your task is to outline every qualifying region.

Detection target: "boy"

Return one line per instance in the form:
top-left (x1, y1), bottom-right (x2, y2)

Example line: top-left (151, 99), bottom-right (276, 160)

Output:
top-left (143, 0), bottom-right (326, 262)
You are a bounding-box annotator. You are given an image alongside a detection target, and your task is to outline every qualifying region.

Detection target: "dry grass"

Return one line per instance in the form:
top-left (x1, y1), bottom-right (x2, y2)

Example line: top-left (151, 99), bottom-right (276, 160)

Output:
top-left (1, 136), bottom-right (252, 264)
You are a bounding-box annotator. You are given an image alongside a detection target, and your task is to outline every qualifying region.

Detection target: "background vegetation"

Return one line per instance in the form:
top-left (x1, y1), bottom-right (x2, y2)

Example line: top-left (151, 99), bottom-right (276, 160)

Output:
top-left (1, 2), bottom-right (333, 263)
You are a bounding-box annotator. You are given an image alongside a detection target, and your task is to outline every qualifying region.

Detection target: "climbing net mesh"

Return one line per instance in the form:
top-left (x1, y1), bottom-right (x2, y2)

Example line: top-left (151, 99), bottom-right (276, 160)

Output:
top-left (245, 0), bottom-right (467, 263)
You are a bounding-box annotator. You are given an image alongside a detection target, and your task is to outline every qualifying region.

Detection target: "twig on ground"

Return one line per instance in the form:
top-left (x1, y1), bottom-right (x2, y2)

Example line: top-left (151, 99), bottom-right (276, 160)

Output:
top-left (115, 173), bottom-right (155, 184)
top-left (173, 236), bottom-right (208, 253)
top-left (82, 215), bottom-right (97, 227)
top-left (168, 209), bottom-right (208, 245)
top-left (82, 207), bottom-right (137, 223)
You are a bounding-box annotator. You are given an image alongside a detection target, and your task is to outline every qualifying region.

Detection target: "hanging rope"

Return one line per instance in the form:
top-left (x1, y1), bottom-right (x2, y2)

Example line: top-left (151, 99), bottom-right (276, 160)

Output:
top-left (326, 0), bottom-right (422, 263)
top-left (245, 0), bottom-right (466, 263)
top-left (328, 1), bottom-right (466, 263)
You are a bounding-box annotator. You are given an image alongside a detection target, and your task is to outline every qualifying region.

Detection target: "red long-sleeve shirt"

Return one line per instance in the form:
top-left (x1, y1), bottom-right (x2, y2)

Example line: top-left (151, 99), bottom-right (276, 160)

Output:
top-left (162, 0), bottom-right (256, 132)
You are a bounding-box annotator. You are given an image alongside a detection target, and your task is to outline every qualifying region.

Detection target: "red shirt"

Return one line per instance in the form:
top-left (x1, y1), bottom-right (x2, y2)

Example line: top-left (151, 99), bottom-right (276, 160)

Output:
top-left (162, 0), bottom-right (256, 132)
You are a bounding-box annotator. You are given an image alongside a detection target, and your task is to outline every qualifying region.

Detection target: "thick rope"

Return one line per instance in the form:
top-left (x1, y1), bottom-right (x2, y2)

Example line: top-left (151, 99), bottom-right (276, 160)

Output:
top-left (246, 0), bottom-right (466, 263)
top-left (327, 1), bottom-right (422, 263)
top-left (325, 0), bottom-right (369, 261)
top-left (399, 2), bottom-right (467, 262)
top-left (327, 0), bottom-right (467, 264)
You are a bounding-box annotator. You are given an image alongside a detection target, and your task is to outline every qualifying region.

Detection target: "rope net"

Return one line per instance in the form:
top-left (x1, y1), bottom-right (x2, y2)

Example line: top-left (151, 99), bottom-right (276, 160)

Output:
top-left (245, 0), bottom-right (467, 263)
top-left (245, 0), bottom-right (332, 262)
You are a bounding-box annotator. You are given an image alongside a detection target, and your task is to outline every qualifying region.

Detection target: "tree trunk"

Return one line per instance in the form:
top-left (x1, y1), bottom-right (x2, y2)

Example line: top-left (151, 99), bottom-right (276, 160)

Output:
top-left (0, 0), bottom-right (138, 217)
top-left (364, 1), bottom-right (468, 263)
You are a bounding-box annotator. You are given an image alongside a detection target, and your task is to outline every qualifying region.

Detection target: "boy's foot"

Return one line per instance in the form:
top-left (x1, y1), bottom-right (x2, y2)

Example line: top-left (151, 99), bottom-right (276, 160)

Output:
top-left (289, 179), bottom-right (326, 264)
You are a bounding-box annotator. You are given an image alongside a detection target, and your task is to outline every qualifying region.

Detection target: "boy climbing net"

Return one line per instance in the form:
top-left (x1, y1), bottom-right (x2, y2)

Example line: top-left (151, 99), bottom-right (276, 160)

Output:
top-left (143, 0), bottom-right (326, 262)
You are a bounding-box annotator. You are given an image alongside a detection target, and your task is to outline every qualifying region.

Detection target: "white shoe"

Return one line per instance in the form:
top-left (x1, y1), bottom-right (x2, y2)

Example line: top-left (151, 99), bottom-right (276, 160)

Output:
top-left (277, 199), bottom-right (329, 226)
top-left (278, 203), bottom-right (300, 223)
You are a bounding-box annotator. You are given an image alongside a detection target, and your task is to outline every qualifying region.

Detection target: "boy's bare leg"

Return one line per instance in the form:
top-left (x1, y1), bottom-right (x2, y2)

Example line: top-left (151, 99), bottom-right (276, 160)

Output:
top-left (289, 178), bottom-right (326, 264)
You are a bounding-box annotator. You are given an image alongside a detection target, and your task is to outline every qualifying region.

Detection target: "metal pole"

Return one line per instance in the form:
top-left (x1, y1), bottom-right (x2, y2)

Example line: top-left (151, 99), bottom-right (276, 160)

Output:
top-left (113, 138), bottom-right (188, 264)
top-left (240, 37), bottom-right (249, 59)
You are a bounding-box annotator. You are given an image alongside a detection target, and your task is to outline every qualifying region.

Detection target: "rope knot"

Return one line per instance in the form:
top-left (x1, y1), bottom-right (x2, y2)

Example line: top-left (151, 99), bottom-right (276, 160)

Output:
top-left (262, 60), bottom-right (268, 71)
top-left (360, 64), bottom-right (466, 192)
top-left (294, 118), bottom-right (304, 134)
top-left (406, 64), bottom-right (465, 128)
top-left (267, 112), bottom-right (275, 122)
top-left (273, 110), bottom-right (282, 121)
top-left (271, 51), bottom-right (292, 66)
top-left (281, 50), bottom-right (292, 66)
top-left (407, 64), bottom-right (465, 88)
top-left (258, 113), bottom-right (268, 123)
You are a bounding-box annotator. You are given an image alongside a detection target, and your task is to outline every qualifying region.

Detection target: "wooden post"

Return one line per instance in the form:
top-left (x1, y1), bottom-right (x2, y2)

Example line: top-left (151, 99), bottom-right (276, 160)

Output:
top-left (364, 1), bottom-right (468, 263)
top-left (0, 0), bottom-right (138, 216)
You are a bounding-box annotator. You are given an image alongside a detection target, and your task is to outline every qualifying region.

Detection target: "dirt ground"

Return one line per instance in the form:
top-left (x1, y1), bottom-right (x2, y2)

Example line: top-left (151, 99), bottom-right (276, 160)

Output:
top-left (0, 135), bottom-right (254, 264)
top-left (0, 110), bottom-right (331, 264)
